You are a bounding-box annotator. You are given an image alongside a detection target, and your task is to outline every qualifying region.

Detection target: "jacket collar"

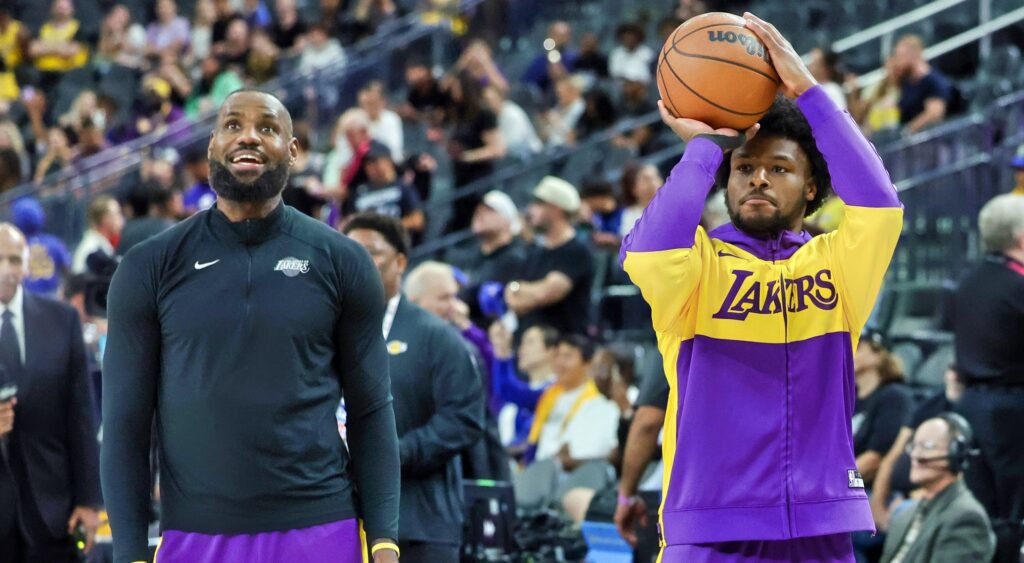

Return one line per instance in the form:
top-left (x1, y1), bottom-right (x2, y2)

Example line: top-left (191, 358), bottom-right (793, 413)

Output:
top-left (709, 222), bottom-right (812, 262)
top-left (208, 200), bottom-right (288, 246)
top-left (919, 478), bottom-right (966, 517)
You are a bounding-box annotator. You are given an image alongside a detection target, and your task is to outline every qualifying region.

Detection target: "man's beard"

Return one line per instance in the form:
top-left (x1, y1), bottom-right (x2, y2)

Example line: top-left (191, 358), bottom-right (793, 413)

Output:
top-left (210, 159), bottom-right (290, 203)
top-left (726, 196), bottom-right (792, 239)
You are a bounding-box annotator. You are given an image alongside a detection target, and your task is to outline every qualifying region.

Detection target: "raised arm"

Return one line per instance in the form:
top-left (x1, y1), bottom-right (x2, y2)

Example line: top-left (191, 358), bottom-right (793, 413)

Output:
top-left (102, 250), bottom-right (160, 563)
top-left (334, 245), bottom-right (400, 552)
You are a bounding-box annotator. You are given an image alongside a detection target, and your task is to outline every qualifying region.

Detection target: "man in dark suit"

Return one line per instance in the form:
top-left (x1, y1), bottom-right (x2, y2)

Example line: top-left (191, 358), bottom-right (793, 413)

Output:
top-left (880, 414), bottom-right (994, 563)
top-left (0, 223), bottom-right (101, 563)
top-left (344, 213), bottom-right (485, 562)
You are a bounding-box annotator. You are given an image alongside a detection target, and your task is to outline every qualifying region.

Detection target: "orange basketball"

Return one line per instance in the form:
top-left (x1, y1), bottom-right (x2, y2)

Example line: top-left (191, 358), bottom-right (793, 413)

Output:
top-left (657, 12), bottom-right (780, 130)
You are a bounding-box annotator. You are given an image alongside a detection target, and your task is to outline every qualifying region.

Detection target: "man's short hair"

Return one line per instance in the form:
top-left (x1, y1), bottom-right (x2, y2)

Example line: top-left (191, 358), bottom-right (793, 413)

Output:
top-left (86, 195), bottom-right (116, 227)
top-left (343, 212), bottom-right (411, 256)
top-left (715, 95), bottom-right (833, 217)
top-left (556, 333), bottom-right (595, 363)
top-left (978, 194), bottom-right (1024, 253)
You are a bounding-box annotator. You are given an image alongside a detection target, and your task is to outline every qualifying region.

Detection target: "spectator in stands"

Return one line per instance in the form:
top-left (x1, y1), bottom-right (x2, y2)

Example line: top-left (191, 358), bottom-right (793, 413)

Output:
top-left (954, 194), bottom-right (1024, 563)
top-left (879, 415), bottom-right (995, 563)
top-left (483, 85), bottom-right (541, 158)
top-left (891, 35), bottom-right (950, 135)
top-left (448, 190), bottom-right (526, 322)
top-left (211, 0), bottom-right (243, 46)
top-left (807, 47), bottom-right (847, 110)
top-left (453, 39), bottom-right (509, 94)
top-left (241, 0), bottom-right (273, 30)
top-left (117, 187), bottom-right (180, 253)
top-left (609, 23), bottom-right (654, 85)
top-left (323, 108), bottom-right (390, 207)
top-left (853, 330), bottom-right (914, 485)
top-left (269, 0), bottom-right (307, 55)
top-left (344, 213), bottom-right (484, 562)
top-left (246, 28), bottom-right (280, 82)
top-left (12, 197), bottom-right (70, 297)
top-left (147, 0), bottom-right (191, 59)
top-left (444, 71), bottom-right (505, 233)
top-left (339, 0), bottom-right (401, 46)
top-left (215, 18), bottom-right (252, 67)
top-left (95, 4), bottom-right (146, 71)
top-left (358, 81), bottom-right (404, 161)
top-left (488, 322), bottom-right (557, 448)
top-left (620, 163), bottom-right (663, 239)
top-left (188, 0), bottom-right (216, 64)
top-left (0, 8), bottom-right (28, 103)
top-left (574, 88), bottom-right (618, 142)
top-left (0, 147), bottom-right (19, 192)
top-left (522, 21), bottom-right (577, 94)
top-left (574, 32), bottom-right (608, 82)
top-left (399, 60), bottom-right (447, 126)
top-left (675, 0), bottom-right (708, 20)
top-left (124, 76), bottom-right (185, 142)
top-left (185, 54), bottom-right (244, 116)
top-left (514, 335), bottom-right (619, 510)
top-left (318, 0), bottom-right (344, 37)
top-left (541, 74), bottom-right (584, 147)
top-left (282, 123), bottom-right (328, 219)
top-left (298, 22), bottom-right (346, 74)
top-left (182, 150), bottom-right (215, 214)
top-left (342, 145), bottom-right (425, 238)
top-left (613, 77), bottom-right (656, 154)
top-left (33, 126), bottom-right (74, 183)
top-left (1010, 144), bottom-right (1024, 195)
top-left (580, 178), bottom-right (624, 249)
top-left (505, 176), bottom-right (594, 337)
top-left (154, 49), bottom-right (193, 102)
top-left (872, 365), bottom-right (965, 531)
top-left (72, 195), bottom-right (123, 274)
top-left (848, 56), bottom-right (902, 136)
top-left (29, 0), bottom-right (89, 94)
top-left (0, 224), bottom-right (101, 562)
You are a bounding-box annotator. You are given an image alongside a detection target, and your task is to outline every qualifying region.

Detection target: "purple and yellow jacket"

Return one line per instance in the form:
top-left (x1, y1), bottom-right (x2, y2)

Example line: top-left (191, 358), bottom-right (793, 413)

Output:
top-left (620, 86), bottom-right (903, 545)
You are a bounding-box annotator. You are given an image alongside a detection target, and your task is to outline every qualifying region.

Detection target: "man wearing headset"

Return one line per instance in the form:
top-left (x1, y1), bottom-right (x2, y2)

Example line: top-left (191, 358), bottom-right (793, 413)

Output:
top-left (879, 414), bottom-right (994, 563)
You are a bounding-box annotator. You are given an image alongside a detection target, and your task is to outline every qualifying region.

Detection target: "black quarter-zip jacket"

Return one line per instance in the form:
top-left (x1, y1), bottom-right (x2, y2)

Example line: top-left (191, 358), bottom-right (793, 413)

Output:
top-left (101, 202), bottom-right (399, 563)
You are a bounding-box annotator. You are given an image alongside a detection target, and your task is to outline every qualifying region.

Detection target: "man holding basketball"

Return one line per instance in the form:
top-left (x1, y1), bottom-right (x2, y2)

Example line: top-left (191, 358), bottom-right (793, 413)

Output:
top-left (621, 13), bottom-right (902, 562)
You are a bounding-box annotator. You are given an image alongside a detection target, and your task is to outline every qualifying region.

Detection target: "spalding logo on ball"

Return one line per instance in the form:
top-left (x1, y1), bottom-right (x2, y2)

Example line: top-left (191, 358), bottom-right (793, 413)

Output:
top-left (657, 12), bottom-right (780, 130)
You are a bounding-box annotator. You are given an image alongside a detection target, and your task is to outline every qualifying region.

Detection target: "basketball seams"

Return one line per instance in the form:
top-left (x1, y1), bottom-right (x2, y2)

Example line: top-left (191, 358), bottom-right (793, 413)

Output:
top-left (660, 56), bottom-right (770, 117)
top-left (673, 51), bottom-right (780, 85)
top-left (657, 62), bottom-right (684, 119)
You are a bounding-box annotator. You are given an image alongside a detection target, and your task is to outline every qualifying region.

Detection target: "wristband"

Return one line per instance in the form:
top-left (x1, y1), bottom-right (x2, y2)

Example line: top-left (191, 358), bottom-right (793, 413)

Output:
top-left (617, 493), bottom-right (635, 507)
top-left (371, 542), bottom-right (400, 557)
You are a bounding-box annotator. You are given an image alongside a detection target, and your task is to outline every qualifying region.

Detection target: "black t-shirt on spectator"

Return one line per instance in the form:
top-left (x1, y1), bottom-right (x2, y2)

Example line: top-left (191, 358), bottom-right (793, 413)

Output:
top-left (449, 239), bottom-right (529, 325)
top-left (407, 82), bottom-right (448, 113)
top-left (852, 381), bottom-right (914, 457)
top-left (575, 52), bottom-right (608, 78)
top-left (636, 366), bottom-right (669, 411)
top-left (212, 14), bottom-right (244, 44)
top-left (518, 236), bottom-right (595, 337)
top-left (283, 158), bottom-right (327, 218)
top-left (270, 20), bottom-right (308, 50)
top-left (898, 70), bottom-right (951, 125)
top-left (341, 180), bottom-right (421, 219)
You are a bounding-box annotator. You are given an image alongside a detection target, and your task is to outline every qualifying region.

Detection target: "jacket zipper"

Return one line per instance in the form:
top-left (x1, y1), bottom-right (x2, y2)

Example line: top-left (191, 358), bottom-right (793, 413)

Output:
top-left (769, 235), bottom-right (795, 536)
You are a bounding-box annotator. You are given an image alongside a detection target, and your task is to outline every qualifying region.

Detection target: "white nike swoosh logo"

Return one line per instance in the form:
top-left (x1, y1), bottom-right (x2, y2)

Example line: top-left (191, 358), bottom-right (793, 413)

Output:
top-left (194, 259), bottom-right (220, 270)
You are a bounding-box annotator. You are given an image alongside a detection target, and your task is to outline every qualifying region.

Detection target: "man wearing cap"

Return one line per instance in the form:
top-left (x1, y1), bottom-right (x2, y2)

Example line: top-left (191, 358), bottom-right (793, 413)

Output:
top-left (11, 198), bottom-right (70, 298)
top-left (504, 176), bottom-right (595, 337)
top-left (447, 190), bottom-right (528, 326)
top-left (1010, 144), bottom-right (1024, 195)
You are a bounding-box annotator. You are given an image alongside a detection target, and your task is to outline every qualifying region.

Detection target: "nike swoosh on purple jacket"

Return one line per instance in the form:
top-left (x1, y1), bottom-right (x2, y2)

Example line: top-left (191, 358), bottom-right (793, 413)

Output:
top-left (620, 85), bottom-right (903, 545)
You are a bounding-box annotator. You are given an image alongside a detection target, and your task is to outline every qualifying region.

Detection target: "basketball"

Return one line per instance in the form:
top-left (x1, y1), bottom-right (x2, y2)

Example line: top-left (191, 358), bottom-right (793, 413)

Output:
top-left (657, 12), bottom-right (781, 130)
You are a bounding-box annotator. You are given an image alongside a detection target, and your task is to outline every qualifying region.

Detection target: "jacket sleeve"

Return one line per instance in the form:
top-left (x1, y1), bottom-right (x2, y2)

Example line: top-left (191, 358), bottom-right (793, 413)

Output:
top-left (619, 137), bottom-right (721, 335)
top-left (66, 309), bottom-right (101, 508)
top-left (399, 326), bottom-right (485, 477)
top-left (491, 357), bottom-right (545, 409)
top-left (334, 244), bottom-right (400, 543)
top-left (930, 509), bottom-right (996, 563)
top-left (798, 85), bottom-right (904, 333)
top-left (101, 249), bottom-right (160, 563)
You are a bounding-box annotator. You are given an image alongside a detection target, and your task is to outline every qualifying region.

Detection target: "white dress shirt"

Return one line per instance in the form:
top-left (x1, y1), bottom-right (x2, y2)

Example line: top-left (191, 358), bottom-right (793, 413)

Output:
top-left (0, 285), bottom-right (26, 365)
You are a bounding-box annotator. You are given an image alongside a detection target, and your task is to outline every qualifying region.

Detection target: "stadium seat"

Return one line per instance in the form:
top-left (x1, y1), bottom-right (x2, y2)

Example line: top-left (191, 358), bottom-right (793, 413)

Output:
top-left (890, 341), bottom-right (925, 380)
top-left (911, 341), bottom-right (955, 387)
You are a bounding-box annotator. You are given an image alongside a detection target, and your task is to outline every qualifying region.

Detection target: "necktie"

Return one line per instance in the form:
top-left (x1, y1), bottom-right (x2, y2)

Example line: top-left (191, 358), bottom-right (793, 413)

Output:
top-left (0, 310), bottom-right (21, 372)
